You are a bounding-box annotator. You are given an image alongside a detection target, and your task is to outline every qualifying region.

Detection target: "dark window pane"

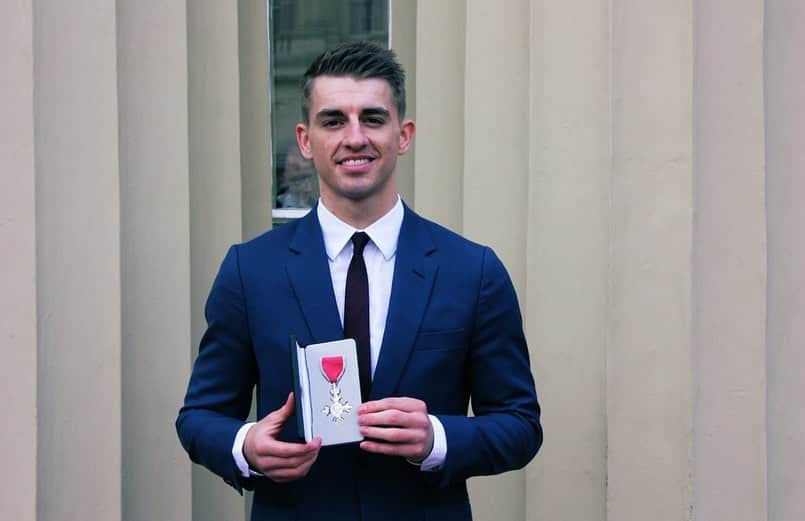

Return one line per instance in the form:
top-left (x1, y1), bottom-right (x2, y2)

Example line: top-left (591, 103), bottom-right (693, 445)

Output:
top-left (269, 0), bottom-right (389, 217)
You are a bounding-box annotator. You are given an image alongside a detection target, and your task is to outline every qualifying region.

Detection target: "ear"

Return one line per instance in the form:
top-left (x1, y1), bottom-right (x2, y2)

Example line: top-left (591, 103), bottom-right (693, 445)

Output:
top-left (296, 123), bottom-right (314, 160)
top-left (397, 119), bottom-right (416, 156)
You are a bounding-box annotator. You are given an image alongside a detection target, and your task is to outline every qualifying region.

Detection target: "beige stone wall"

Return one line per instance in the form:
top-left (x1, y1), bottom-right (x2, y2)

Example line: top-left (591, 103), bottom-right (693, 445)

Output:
top-left (413, 1), bottom-right (804, 521)
top-left (1, 1), bottom-right (803, 520)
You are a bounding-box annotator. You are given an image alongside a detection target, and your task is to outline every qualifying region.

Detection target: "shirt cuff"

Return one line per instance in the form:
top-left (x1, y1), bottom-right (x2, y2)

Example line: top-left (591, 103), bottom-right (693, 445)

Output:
top-left (232, 422), bottom-right (262, 478)
top-left (414, 414), bottom-right (447, 471)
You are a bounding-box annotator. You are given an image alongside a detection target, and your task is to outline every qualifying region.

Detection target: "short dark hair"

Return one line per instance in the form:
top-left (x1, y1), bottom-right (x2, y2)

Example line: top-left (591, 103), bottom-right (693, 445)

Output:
top-left (300, 40), bottom-right (406, 123)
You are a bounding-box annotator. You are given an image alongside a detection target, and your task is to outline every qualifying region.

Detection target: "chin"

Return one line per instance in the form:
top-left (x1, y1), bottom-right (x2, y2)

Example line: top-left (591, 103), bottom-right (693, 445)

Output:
top-left (340, 188), bottom-right (378, 202)
top-left (333, 181), bottom-right (385, 202)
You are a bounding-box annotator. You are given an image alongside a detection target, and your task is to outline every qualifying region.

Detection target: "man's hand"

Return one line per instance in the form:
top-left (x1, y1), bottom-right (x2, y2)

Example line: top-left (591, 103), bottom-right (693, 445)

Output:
top-left (243, 392), bottom-right (322, 483)
top-left (357, 397), bottom-right (434, 462)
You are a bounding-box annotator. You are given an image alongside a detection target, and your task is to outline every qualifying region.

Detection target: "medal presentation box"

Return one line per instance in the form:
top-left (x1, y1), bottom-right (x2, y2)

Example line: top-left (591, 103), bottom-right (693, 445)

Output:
top-left (290, 337), bottom-right (364, 446)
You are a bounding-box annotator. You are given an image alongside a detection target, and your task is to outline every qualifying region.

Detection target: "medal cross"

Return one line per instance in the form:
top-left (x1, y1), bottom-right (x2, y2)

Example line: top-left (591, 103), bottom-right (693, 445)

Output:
top-left (322, 383), bottom-right (352, 422)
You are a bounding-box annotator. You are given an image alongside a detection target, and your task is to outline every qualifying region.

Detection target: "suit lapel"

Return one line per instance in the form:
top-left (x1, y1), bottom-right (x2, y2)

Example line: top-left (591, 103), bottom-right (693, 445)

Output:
top-left (285, 207), bottom-right (344, 345)
top-left (370, 207), bottom-right (438, 399)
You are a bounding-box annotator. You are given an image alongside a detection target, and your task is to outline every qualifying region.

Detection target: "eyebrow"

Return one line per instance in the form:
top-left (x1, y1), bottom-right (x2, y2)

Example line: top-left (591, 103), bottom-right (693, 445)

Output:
top-left (314, 109), bottom-right (346, 121)
top-left (361, 107), bottom-right (390, 118)
top-left (314, 107), bottom-right (391, 122)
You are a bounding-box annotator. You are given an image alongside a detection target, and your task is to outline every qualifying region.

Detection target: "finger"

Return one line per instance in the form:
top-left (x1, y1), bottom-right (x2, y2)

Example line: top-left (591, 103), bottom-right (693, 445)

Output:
top-left (265, 460), bottom-right (314, 483)
top-left (359, 440), bottom-right (424, 458)
top-left (264, 392), bottom-right (296, 425)
top-left (263, 448), bottom-right (320, 483)
top-left (359, 425), bottom-right (425, 444)
top-left (253, 437), bottom-right (320, 459)
top-left (359, 409), bottom-right (429, 428)
top-left (254, 441), bottom-right (320, 474)
top-left (257, 448), bottom-right (319, 472)
top-left (359, 397), bottom-right (426, 414)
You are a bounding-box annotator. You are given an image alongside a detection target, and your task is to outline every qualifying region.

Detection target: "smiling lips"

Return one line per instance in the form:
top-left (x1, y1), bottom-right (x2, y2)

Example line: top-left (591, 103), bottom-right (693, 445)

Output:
top-left (337, 156), bottom-right (374, 167)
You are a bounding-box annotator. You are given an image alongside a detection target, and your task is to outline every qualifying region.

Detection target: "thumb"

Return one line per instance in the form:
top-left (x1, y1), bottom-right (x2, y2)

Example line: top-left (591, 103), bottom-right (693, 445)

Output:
top-left (264, 392), bottom-right (295, 427)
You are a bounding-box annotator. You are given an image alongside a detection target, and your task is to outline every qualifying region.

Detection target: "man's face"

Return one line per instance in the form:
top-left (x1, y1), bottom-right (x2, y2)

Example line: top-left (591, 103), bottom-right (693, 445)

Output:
top-left (296, 75), bottom-right (415, 209)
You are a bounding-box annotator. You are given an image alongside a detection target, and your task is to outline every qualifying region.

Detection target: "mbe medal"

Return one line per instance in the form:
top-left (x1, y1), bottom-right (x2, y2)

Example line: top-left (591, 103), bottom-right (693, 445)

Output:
top-left (320, 355), bottom-right (352, 422)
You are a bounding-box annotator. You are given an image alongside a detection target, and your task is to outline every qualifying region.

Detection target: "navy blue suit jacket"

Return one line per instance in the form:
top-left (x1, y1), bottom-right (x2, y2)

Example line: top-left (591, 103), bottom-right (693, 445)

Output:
top-left (177, 204), bottom-right (542, 521)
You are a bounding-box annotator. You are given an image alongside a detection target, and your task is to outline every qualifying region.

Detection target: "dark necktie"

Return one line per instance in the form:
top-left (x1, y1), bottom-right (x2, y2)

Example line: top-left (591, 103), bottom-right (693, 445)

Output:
top-left (344, 232), bottom-right (371, 401)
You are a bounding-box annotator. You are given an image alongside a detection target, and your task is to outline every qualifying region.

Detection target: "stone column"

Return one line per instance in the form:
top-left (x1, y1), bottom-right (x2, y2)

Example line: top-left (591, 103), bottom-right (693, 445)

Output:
top-left (117, 1), bottom-right (193, 520)
top-left (188, 2), bottom-right (245, 520)
top-left (414, 0), bottom-right (466, 232)
top-left (391, 0), bottom-right (418, 204)
top-left (765, 2), bottom-right (805, 520)
top-left (692, 0), bottom-right (768, 519)
top-left (608, 1), bottom-right (695, 520)
top-left (239, 0), bottom-right (272, 242)
top-left (463, 2), bottom-right (531, 520)
top-left (525, 0), bottom-right (610, 519)
top-left (0, 1), bottom-right (37, 520)
top-left (34, 1), bottom-right (122, 519)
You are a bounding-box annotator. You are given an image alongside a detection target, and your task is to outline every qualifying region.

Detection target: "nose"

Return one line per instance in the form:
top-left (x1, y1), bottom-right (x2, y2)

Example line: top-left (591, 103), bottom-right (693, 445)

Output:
top-left (343, 119), bottom-right (369, 150)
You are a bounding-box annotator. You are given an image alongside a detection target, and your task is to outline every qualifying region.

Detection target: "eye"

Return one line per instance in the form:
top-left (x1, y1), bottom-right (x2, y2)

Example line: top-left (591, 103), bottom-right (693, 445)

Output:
top-left (322, 119), bottom-right (343, 129)
top-left (364, 117), bottom-right (386, 126)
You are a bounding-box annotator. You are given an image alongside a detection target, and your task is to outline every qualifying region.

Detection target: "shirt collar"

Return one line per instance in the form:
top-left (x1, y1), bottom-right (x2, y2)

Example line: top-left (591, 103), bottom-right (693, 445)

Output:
top-left (317, 196), bottom-right (404, 262)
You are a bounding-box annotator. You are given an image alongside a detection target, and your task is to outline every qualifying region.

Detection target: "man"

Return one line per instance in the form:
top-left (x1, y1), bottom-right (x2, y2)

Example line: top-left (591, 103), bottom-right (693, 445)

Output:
top-left (177, 41), bottom-right (542, 521)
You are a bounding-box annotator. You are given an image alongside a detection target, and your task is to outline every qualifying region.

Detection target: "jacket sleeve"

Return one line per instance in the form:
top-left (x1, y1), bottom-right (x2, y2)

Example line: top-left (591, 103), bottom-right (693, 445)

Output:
top-left (175, 245), bottom-right (258, 493)
top-left (430, 247), bottom-right (543, 487)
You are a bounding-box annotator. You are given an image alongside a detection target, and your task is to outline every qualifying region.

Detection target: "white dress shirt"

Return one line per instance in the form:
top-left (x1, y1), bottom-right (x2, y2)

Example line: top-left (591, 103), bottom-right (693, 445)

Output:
top-left (232, 197), bottom-right (446, 477)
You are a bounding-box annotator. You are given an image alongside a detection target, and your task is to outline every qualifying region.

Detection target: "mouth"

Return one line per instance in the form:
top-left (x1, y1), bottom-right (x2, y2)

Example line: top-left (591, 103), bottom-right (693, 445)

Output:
top-left (336, 156), bottom-right (375, 167)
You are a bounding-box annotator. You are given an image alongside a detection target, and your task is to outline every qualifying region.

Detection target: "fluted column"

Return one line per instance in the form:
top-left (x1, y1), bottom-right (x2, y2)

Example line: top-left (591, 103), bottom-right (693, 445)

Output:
top-left (117, 1), bottom-right (193, 520)
top-left (525, 0), bottom-right (610, 520)
top-left (463, 2), bottom-right (531, 520)
top-left (608, 1), bottom-right (695, 520)
top-left (0, 1), bottom-right (37, 520)
top-left (765, 2), bottom-right (805, 520)
top-left (391, 0), bottom-right (417, 204)
top-left (414, 0), bottom-right (465, 232)
top-left (239, 0), bottom-right (272, 242)
top-left (692, 0), bottom-right (768, 519)
top-left (188, 2), bottom-right (245, 520)
top-left (34, 1), bottom-right (122, 519)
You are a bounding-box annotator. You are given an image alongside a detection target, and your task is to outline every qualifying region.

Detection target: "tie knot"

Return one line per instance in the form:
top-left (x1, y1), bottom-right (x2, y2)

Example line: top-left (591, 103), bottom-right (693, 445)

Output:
top-left (351, 232), bottom-right (370, 254)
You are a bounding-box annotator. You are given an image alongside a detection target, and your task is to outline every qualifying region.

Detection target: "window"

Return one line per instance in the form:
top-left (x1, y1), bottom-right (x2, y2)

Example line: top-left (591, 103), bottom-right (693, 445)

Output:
top-left (269, 0), bottom-right (390, 222)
